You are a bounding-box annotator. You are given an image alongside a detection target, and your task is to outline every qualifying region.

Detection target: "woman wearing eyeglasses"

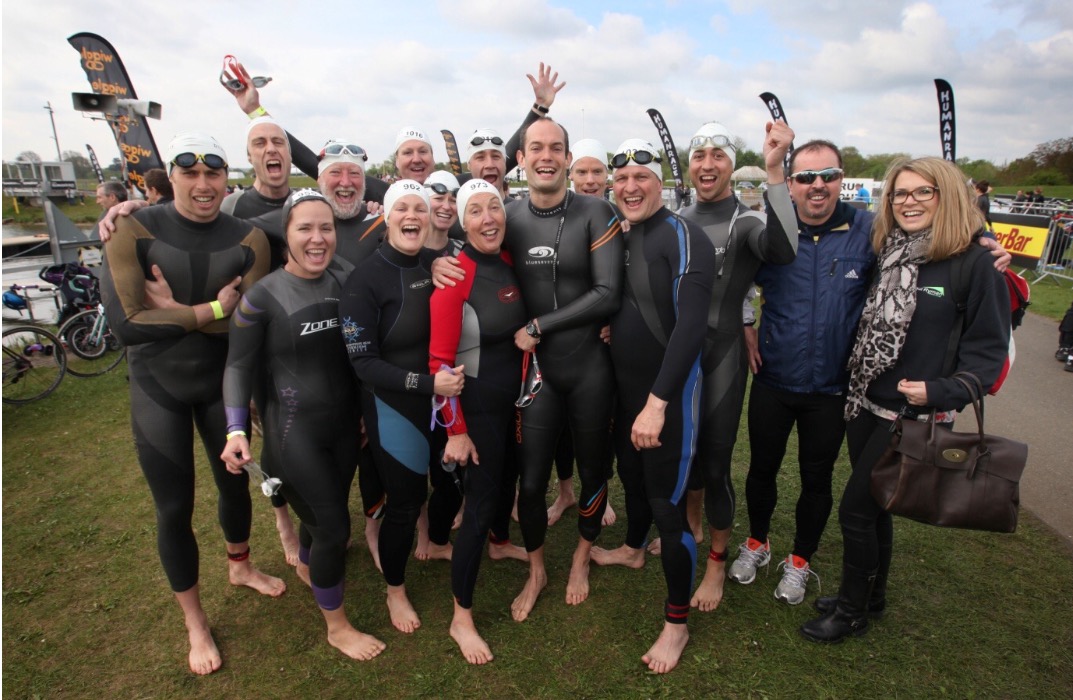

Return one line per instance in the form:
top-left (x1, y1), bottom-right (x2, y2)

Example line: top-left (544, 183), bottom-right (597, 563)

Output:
top-left (429, 180), bottom-right (527, 664)
top-left (339, 181), bottom-right (465, 635)
top-left (220, 190), bottom-right (385, 662)
top-left (800, 157), bottom-right (1010, 643)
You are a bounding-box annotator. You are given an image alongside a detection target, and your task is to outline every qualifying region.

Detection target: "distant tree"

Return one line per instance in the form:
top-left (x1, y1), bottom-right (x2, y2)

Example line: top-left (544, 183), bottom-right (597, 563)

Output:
top-left (16, 150), bottom-right (42, 163)
top-left (1026, 168), bottom-right (1065, 186)
top-left (840, 146), bottom-right (866, 177)
top-left (61, 150), bottom-right (96, 179)
top-left (1028, 137), bottom-right (1073, 184)
top-left (956, 158), bottom-right (999, 184)
top-left (862, 153), bottom-right (911, 180)
top-left (736, 149), bottom-right (762, 169)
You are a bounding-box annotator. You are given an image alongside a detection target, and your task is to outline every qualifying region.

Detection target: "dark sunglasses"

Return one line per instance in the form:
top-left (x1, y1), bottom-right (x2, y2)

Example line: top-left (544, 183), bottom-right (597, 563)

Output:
top-left (426, 183), bottom-right (459, 196)
top-left (610, 149), bottom-right (661, 169)
top-left (515, 350), bottom-right (543, 408)
top-left (470, 135), bottom-right (505, 147)
top-left (790, 168), bottom-right (843, 185)
top-left (319, 143), bottom-right (368, 161)
top-left (170, 152), bottom-right (227, 170)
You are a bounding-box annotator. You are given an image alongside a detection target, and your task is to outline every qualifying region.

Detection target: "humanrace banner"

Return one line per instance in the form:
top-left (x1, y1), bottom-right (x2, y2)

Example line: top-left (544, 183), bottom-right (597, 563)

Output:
top-left (68, 32), bottom-right (163, 194)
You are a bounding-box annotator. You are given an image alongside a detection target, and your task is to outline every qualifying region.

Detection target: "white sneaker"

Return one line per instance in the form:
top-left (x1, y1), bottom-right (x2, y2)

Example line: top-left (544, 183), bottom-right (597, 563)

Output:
top-left (727, 538), bottom-right (771, 584)
top-left (774, 554), bottom-right (819, 605)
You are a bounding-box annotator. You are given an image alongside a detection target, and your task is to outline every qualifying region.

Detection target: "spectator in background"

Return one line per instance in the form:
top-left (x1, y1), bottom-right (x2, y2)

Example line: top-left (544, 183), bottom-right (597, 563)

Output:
top-left (96, 181), bottom-right (128, 210)
top-left (144, 168), bottom-right (174, 205)
top-left (974, 180), bottom-right (994, 233)
top-left (855, 184), bottom-right (870, 203)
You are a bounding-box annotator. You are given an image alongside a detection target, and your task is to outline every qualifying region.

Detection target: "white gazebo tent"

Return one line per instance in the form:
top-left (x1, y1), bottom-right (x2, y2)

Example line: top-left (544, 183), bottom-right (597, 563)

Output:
top-left (731, 165), bottom-right (767, 182)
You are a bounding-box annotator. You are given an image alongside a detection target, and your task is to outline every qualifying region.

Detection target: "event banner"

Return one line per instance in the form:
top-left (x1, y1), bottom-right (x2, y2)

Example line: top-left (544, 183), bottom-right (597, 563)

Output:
top-left (991, 212), bottom-right (1052, 262)
top-left (68, 32), bottom-right (163, 194)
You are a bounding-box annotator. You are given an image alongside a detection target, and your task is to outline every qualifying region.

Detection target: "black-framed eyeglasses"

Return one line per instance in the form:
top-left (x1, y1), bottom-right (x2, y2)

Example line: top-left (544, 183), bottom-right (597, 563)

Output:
top-left (425, 183), bottom-right (459, 196)
top-left (170, 153), bottom-right (227, 170)
top-left (889, 186), bottom-right (939, 204)
top-left (688, 134), bottom-right (735, 151)
top-left (319, 142), bottom-right (368, 161)
top-left (470, 135), bottom-right (505, 147)
top-left (515, 350), bottom-right (543, 408)
top-left (610, 149), bottom-right (662, 169)
top-left (790, 168), bottom-right (843, 185)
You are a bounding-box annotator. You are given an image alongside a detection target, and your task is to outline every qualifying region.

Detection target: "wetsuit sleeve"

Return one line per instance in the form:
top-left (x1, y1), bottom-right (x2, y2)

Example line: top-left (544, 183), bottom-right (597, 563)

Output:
top-left (340, 272), bottom-right (437, 396)
top-left (750, 183), bottom-right (798, 264)
top-left (536, 204), bottom-right (624, 334)
top-left (222, 286), bottom-right (271, 432)
top-left (428, 283), bottom-right (469, 435)
top-left (101, 216), bottom-right (199, 345)
top-left (286, 130), bottom-right (319, 181)
top-left (927, 252), bottom-right (1010, 409)
top-left (202, 227), bottom-right (271, 337)
top-left (651, 226), bottom-right (716, 400)
top-left (504, 108), bottom-right (542, 174)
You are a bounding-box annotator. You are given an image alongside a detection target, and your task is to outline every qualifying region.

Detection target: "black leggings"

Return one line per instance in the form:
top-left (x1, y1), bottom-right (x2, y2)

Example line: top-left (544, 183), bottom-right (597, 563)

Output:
top-left (517, 348), bottom-right (614, 551)
top-left (687, 332), bottom-right (747, 530)
top-left (840, 410), bottom-right (896, 575)
top-left (452, 382), bottom-right (515, 608)
top-left (129, 348), bottom-right (251, 593)
top-left (745, 381), bottom-right (846, 560)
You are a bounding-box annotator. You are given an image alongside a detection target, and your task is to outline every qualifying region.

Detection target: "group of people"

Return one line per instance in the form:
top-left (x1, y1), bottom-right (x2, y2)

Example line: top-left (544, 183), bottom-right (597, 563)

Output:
top-left (98, 61), bottom-right (1013, 677)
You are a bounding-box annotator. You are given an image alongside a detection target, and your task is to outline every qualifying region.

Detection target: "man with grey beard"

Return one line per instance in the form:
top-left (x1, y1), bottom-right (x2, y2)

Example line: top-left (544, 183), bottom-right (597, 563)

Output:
top-left (315, 140), bottom-right (386, 268)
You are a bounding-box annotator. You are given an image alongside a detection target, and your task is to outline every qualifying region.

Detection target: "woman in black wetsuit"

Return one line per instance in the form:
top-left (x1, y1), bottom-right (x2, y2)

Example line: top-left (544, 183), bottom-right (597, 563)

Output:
top-left (339, 180), bottom-right (465, 635)
top-left (221, 189), bottom-right (384, 661)
top-left (429, 179), bottom-right (526, 664)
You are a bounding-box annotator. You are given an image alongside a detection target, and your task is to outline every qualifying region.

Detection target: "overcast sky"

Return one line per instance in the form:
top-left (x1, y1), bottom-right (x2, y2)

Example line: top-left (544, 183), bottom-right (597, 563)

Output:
top-left (3, 0), bottom-right (1071, 172)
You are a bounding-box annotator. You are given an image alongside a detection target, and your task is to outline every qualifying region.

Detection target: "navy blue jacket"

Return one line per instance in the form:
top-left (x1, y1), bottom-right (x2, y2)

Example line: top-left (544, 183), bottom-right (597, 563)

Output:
top-left (754, 203), bottom-right (875, 395)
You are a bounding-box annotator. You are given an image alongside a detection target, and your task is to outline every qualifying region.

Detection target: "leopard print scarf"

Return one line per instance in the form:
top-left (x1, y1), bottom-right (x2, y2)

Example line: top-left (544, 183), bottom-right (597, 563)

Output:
top-left (844, 226), bottom-right (933, 420)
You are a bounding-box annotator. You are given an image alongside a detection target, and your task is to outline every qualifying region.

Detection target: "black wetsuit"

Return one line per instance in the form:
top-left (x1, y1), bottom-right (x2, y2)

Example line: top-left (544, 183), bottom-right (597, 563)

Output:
top-left (429, 246), bottom-right (526, 608)
top-left (678, 186), bottom-right (797, 533)
top-left (610, 207), bottom-right (715, 624)
top-left (505, 191), bottom-right (624, 552)
top-left (222, 264), bottom-right (357, 610)
top-left (339, 244), bottom-right (456, 588)
top-left (221, 187), bottom-right (289, 270)
top-left (100, 203), bottom-right (270, 593)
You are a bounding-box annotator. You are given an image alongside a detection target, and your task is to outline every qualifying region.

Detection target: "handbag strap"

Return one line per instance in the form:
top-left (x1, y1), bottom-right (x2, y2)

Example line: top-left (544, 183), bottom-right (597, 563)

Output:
top-left (951, 372), bottom-right (986, 444)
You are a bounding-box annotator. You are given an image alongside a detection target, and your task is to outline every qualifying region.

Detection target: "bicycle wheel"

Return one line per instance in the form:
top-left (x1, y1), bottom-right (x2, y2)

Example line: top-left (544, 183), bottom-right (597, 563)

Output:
top-left (59, 309), bottom-right (126, 378)
top-left (2, 325), bottom-right (67, 404)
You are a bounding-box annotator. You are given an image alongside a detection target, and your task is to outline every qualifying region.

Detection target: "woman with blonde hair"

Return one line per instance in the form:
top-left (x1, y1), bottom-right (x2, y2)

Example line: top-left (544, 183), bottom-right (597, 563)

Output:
top-left (801, 157), bottom-right (1010, 643)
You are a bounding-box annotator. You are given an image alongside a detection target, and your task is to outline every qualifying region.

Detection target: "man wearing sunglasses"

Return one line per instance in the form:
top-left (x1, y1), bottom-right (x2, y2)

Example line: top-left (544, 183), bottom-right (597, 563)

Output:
top-left (100, 133), bottom-right (280, 676)
top-left (594, 138), bottom-right (715, 674)
top-left (656, 120), bottom-right (797, 614)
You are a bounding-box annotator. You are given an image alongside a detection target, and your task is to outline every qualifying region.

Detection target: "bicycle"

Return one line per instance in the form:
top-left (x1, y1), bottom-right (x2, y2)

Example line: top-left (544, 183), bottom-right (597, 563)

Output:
top-left (58, 303), bottom-right (126, 377)
top-left (2, 325), bottom-right (67, 404)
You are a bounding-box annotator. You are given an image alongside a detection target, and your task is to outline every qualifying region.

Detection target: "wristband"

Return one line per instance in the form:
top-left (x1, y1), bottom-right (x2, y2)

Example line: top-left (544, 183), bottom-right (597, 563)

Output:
top-left (247, 105), bottom-right (268, 119)
top-left (210, 300), bottom-right (226, 320)
top-left (226, 430), bottom-right (247, 441)
top-left (532, 102), bottom-right (549, 115)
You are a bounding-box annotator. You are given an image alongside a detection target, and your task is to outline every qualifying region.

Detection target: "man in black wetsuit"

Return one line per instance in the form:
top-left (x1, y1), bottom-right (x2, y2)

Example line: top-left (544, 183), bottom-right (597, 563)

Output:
top-left (435, 118), bottom-right (624, 622)
top-left (100, 132), bottom-right (283, 676)
top-left (600, 138), bottom-right (715, 674)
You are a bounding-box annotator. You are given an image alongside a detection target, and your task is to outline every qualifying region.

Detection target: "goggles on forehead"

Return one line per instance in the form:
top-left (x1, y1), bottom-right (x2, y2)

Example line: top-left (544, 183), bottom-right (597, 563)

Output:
top-left (171, 152), bottom-right (227, 170)
top-left (790, 168), bottom-right (843, 185)
top-left (470, 135), bottom-right (505, 147)
top-left (219, 55), bottom-right (272, 91)
top-left (426, 183), bottom-right (459, 196)
top-left (688, 134), bottom-right (735, 151)
top-left (319, 142), bottom-right (368, 161)
top-left (610, 149), bottom-right (662, 169)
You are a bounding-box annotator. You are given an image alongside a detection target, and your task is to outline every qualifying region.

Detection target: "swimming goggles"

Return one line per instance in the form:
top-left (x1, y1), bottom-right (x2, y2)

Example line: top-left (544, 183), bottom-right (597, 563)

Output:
top-left (515, 350), bottom-right (543, 408)
top-left (219, 55), bottom-right (272, 91)
top-left (610, 149), bottom-right (662, 169)
top-left (170, 153), bottom-right (227, 170)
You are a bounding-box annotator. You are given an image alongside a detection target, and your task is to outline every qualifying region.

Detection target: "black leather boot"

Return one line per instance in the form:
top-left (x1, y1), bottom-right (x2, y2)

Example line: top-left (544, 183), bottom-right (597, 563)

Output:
top-left (813, 541), bottom-right (890, 617)
top-left (800, 565), bottom-right (875, 643)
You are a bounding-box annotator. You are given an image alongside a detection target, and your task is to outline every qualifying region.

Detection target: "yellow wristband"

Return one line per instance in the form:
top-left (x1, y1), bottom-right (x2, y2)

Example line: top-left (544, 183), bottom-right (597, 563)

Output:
top-left (210, 300), bottom-right (226, 320)
top-left (226, 430), bottom-right (247, 441)
top-left (247, 106), bottom-right (268, 119)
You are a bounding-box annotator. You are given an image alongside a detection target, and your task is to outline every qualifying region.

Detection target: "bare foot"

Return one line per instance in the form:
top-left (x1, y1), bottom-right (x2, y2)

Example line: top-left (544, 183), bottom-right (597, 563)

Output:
top-left (450, 615), bottom-right (494, 665)
top-left (414, 505), bottom-right (431, 560)
top-left (565, 547), bottom-right (590, 606)
top-left (229, 561), bottom-right (286, 597)
top-left (186, 613), bottom-right (222, 675)
top-left (511, 490), bottom-right (520, 523)
top-left (365, 517), bottom-right (383, 573)
top-left (546, 483), bottom-right (577, 527)
top-left (295, 561), bottom-right (312, 588)
top-left (686, 490), bottom-right (704, 545)
top-left (276, 510), bottom-right (300, 567)
top-left (424, 541), bottom-right (453, 561)
top-left (690, 557), bottom-right (726, 612)
top-left (647, 538), bottom-right (662, 556)
top-left (452, 499), bottom-right (464, 530)
top-left (602, 501), bottom-right (618, 527)
top-left (591, 544), bottom-right (645, 569)
top-left (511, 571), bottom-right (548, 622)
top-left (642, 622), bottom-right (689, 674)
top-left (386, 587), bottom-right (421, 634)
top-left (488, 541), bottom-right (528, 562)
top-left (328, 625), bottom-right (386, 661)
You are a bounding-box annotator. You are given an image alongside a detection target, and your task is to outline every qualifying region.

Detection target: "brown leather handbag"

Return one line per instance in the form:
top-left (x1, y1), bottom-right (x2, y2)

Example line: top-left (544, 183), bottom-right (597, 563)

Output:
top-left (870, 373), bottom-right (1028, 533)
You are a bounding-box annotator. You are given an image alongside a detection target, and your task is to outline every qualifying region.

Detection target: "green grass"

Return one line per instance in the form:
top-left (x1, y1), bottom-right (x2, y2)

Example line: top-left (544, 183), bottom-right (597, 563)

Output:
top-left (3, 366), bottom-right (1072, 699)
top-left (1016, 266), bottom-right (1073, 320)
top-left (993, 185), bottom-right (1073, 200)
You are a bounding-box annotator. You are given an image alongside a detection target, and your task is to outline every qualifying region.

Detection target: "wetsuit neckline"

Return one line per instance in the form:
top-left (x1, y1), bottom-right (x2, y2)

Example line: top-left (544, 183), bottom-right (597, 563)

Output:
top-left (527, 190), bottom-right (572, 218)
top-left (378, 241), bottom-right (421, 268)
top-left (249, 188), bottom-right (291, 207)
top-left (280, 267), bottom-right (329, 285)
top-left (461, 244), bottom-right (504, 264)
top-left (691, 195), bottom-right (739, 217)
top-left (169, 203), bottom-right (232, 232)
